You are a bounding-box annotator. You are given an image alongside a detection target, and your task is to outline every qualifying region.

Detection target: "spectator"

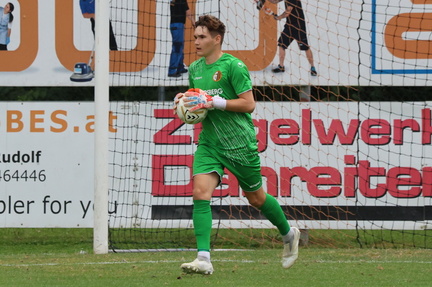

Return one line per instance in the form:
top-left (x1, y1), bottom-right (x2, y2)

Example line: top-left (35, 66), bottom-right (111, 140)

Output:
top-left (79, 0), bottom-right (118, 51)
top-left (259, 0), bottom-right (317, 76)
top-left (0, 2), bottom-right (14, 51)
top-left (168, 0), bottom-right (195, 77)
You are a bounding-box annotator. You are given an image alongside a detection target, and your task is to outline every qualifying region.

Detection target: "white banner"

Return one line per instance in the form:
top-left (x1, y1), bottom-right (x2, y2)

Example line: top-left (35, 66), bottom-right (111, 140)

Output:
top-left (0, 0), bottom-right (431, 86)
top-left (1, 102), bottom-right (431, 228)
top-left (0, 102), bottom-right (95, 227)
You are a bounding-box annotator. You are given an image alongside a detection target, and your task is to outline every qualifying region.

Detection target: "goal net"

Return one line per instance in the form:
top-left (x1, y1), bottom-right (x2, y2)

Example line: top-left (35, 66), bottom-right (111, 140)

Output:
top-left (107, 0), bottom-right (432, 251)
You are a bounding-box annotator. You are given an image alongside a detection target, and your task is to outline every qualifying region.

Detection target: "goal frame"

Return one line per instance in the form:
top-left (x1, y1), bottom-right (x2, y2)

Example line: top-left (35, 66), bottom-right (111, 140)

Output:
top-left (93, 0), bottom-right (110, 254)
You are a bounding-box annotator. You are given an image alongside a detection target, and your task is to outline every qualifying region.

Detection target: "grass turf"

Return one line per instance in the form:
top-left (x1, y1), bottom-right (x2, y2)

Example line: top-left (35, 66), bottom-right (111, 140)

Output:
top-left (1, 229), bottom-right (431, 286)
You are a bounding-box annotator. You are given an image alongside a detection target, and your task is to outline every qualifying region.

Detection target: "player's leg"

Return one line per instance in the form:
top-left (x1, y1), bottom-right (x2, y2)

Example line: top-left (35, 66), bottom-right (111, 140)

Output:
top-left (244, 187), bottom-right (300, 269)
top-left (249, 188), bottom-right (300, 268)
top-left (192, 172), bottom-right (219, 254)
top-left (181, 145), bottom-right (223, 275)
top-left (181, 173), bottom-right (219, 275)
top-left (244, 187), bottom-right (289, 234)
top-left (228, 153), bottom-right (300, 269)
top-left (225, 154), bottom-right (290, 236)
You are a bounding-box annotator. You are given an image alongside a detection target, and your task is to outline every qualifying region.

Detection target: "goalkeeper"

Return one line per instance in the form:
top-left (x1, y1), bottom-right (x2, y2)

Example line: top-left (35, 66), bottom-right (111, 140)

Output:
top-left (174, 14), bottom-right (300, 275)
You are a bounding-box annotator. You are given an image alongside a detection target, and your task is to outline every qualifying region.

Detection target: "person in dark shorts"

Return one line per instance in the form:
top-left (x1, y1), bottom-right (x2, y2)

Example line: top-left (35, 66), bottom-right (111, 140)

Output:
top-left (259, 0), bottom-right (317, 76)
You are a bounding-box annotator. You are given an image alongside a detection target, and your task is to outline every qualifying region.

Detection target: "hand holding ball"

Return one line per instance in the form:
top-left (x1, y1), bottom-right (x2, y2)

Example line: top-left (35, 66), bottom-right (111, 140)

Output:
top-left (174, 88), bottom-right (226, 124)
top-left (175, 95), bottom-right (209, 124)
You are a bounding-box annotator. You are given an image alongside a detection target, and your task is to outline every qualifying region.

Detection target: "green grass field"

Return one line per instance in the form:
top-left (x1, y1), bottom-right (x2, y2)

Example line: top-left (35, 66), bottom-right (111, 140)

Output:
top-left (1, 229), bottom-right (431, 286)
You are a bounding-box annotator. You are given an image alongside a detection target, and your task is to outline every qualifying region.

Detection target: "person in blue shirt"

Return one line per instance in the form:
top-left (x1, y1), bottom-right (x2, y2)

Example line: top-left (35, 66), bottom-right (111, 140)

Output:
top-left (79, 0), bottom-right (118, 51)
top-left (0, 2), bottom-right (14, 51)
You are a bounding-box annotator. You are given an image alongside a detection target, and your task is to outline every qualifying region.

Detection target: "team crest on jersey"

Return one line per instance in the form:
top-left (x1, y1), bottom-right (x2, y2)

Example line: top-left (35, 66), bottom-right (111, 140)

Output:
top-left (212, 71), bottom-right (222, 82)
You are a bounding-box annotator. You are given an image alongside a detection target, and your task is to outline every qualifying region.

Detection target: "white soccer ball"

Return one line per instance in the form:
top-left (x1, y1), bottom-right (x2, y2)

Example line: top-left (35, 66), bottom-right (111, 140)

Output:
top-left (176, 97), bottom-right (208, 124)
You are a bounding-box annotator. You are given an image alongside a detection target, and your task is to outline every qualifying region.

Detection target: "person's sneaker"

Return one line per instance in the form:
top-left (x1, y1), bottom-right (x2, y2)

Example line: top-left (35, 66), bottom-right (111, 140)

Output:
top-left (310, 66), bottom-right (317, 76)
top-left (181, 258), bottom-right (214, 275)
top-left (282, 227), bottom-right (300, 269)
top-left (272, 65), bottom-right (285, 73)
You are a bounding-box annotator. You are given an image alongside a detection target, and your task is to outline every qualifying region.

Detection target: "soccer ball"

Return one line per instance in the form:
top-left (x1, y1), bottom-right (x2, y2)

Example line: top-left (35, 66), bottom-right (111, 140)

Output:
top-left (176, 97), bottom-right (208, 124)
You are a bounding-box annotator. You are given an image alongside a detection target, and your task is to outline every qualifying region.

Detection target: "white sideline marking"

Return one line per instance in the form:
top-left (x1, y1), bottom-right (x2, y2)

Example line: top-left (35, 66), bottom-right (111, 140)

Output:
top-left (1, 259), bottom-right (432, 267)
top-left (112, 248), bottom-right (252, 253)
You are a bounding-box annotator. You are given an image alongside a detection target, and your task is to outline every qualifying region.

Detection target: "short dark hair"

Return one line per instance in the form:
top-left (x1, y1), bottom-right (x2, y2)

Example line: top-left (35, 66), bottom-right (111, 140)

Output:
top-left (195, 15), bottom-right (226, 44)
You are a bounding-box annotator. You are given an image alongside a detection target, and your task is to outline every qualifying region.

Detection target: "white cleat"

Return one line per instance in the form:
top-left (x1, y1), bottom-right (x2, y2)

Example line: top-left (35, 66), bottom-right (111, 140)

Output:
top-left (181, 258), bottom-right (214, 275)
top-left (282, 227), bottom-right (300, 269)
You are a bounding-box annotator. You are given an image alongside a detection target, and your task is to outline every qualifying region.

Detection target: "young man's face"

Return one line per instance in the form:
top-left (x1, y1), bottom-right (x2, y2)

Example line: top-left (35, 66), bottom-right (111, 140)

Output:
top-left (194, 26), bottom-right (221, 58)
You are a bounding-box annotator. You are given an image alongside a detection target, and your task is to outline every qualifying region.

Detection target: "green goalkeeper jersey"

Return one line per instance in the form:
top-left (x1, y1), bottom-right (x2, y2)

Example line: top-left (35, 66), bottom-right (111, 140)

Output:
top-left (188, 53), bottom-right (258, 162)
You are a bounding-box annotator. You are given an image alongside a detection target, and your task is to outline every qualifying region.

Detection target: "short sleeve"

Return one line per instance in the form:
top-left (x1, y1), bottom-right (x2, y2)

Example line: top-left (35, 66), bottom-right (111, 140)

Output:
top-left (230, 60), bottom-right (252, 96)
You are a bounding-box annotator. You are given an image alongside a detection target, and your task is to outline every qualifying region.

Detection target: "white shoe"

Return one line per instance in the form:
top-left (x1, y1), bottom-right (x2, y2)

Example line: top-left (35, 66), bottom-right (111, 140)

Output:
top-left (282, 227), bottom-right (300, 269)
top-left (181, 258), bottom-right (214, 275)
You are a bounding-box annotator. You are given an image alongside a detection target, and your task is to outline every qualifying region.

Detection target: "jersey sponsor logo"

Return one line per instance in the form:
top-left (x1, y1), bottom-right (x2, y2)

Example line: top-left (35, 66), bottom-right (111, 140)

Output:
top-left (194, 76), bottom-right (203, 80)
top-left (212, 71), bottom-right (222, 82)
top-left (204, 88), bottom-right (223, 96)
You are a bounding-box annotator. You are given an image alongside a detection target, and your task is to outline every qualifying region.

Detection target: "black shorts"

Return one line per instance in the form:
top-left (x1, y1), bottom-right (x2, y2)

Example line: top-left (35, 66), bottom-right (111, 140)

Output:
top-left (278, 23), bottom-right (310, 51)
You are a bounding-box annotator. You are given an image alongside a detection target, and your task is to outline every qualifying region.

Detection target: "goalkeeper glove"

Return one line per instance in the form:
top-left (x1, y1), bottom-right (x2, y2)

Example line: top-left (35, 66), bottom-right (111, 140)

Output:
top-left (184, 88), bottom-right (226, 112)
top-left (172, 92), bottom-right (185, 114)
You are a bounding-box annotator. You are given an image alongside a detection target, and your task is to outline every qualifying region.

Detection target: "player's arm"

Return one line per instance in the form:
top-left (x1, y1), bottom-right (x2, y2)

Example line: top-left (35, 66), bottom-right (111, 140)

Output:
top-left (224, 90), bottom-right (255, 113)
top-left (183, 89), bottom-right (255, 114)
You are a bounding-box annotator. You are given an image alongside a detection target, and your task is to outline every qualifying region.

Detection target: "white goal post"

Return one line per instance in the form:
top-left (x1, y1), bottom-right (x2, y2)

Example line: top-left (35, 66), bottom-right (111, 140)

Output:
top-left (93, 0), bottom-right (110, 254)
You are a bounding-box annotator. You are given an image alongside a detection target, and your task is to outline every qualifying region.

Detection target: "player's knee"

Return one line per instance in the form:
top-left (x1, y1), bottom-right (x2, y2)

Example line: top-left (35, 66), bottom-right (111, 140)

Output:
top-left (247, 197), bottom-right (261, 208)
top-left (192, 188), bottom-right (207, 200)
top-left (192, 185), bottom-right (214, 201)
top-left (245, 191), bottom-right (266, 208)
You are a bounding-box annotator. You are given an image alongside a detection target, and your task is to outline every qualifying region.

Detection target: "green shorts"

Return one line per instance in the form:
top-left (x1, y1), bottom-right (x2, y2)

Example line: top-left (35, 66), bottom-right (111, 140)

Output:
top-left (193, 144), bottom-right (263, 192)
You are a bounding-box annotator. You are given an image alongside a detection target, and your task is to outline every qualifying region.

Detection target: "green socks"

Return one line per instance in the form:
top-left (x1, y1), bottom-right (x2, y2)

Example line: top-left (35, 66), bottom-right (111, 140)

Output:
top-left (193, 200), bottom-right (212, 252)
top-left (259, 193), bottom-right (290, 236)
top-left (193, 195), bottom-right (290, 252)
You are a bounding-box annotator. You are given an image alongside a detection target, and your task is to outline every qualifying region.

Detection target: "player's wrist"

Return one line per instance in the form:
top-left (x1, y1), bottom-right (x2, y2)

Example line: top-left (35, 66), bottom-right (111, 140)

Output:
top-left (212, 96), bottom-right (226, 110)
